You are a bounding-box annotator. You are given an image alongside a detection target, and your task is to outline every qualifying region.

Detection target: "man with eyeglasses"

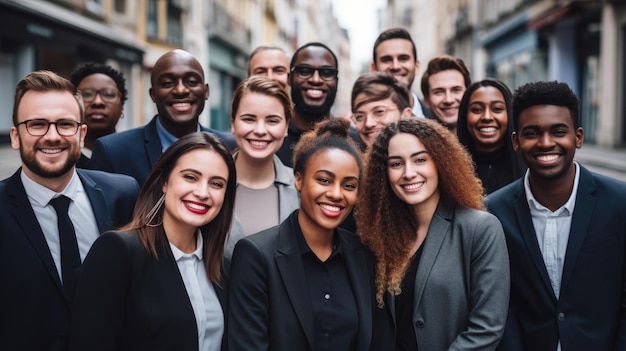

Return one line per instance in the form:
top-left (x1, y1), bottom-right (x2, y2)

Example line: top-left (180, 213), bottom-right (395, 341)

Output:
top-left (350, 72), bottom-right (413, 148)
top-left (0, 70), bottom-right (139, 350)
top-left (70, 63), bottom-right (127, 168)
top-left (89, 49), bottom-right (236, 187)
top-left (276, 42), bottom-right (352, 167)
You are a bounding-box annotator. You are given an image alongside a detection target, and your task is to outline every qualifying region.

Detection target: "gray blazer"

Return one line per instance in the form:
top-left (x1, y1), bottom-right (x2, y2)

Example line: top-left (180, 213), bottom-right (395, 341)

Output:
top-left (389, 202), bottom-right (510, 350)
top-left (225, 154), bottom-right (299, 259)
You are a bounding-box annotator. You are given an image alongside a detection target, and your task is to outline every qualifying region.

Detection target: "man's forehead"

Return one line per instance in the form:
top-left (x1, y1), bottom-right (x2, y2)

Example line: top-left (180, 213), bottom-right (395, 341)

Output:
top-left (294, 46), bottom-right (336, 67)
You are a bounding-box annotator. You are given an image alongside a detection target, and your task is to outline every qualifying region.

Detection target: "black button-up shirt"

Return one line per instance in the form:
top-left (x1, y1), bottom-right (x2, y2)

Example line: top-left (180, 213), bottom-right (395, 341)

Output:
top-left (297, 227), bottom-right (358, 351)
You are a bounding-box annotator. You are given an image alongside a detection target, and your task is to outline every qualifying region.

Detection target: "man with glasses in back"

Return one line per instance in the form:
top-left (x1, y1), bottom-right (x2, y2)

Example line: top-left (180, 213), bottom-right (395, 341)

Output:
top-left (0, 70), bottom-right (139, 350)
top-left (70, 63), bottom-right (127, 168)
top-left (277, 42), bottom-right (358, 167)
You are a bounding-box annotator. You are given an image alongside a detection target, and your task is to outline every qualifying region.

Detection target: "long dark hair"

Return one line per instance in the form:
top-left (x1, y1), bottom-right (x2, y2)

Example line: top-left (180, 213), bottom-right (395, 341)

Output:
top-left (457, 78), bottom-right (524, 183)
top-left (120, 132), bottom-right (236, 283)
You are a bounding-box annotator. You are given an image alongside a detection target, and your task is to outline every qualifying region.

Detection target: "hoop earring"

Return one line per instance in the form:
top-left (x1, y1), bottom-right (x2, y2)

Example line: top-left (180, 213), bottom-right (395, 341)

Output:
top-left (146, 193), bottom-right (165, 227)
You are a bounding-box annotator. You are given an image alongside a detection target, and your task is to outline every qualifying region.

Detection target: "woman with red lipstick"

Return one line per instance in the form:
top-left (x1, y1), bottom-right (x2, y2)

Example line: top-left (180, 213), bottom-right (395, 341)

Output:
top-left (70, 132), bottom-right (236, 351)
top-left (457, 78), bottom-right (525, 194)
top-left (228, 118), bottom-right (388, 351)
top-left (356, 118), bottom-right (509, 350)
top-left (225, 77), bottom-right (299, 257)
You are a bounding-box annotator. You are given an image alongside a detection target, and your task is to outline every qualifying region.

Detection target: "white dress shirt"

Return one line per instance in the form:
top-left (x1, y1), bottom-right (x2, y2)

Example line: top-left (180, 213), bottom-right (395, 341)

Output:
top-left (524, 162), bottom-right (580, 351)
top-left (170, 232), bottom-right (224, 351)
top-left (412, 92), bottom-right (426, 118)
top-left (21, 170), bottom-right (100, 282)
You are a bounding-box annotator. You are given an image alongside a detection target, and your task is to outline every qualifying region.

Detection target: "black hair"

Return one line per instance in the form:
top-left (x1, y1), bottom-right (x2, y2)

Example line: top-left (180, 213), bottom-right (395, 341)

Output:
top-left (512, 80), bottom-right (580, 131)
top-left (289, 42), bottom-right (338, 70)
top-left (70, 63), bottom-right (128, 103)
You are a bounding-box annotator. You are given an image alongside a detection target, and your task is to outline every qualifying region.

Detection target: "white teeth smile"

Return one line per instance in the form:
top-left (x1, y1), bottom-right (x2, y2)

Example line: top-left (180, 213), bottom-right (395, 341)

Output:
top-left (479, 127), bottom-right (496, 133)
top-left (172, 102), bottom-right (191, 107)
top-left (319, 204), bottom-right (341, 212)
top-left (249, 140), bottom-right (269, 147)
top-left (186, 202), bottom-right (208, 210)
top-left (537, 154), bottom-right (558, 162)
top-left (402, 183), bottom-right (422, 190)
top-left (41, 148), bottom-right (63, 154)
top-left (307, 89), bottom-right (323, 98)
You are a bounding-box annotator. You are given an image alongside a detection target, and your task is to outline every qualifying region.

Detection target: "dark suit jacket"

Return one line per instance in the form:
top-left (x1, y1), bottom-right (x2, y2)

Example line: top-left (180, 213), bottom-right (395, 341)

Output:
top-left (69, 230), bottom-right (228, 351)
top-left (89, 115), bottom-right (236, 187)
top-left (228, 211), bottom-right (387, 351)
top-left (0, 168), bottom-right (139, 351)
top-left (486, 165), bottom-right (626, 350)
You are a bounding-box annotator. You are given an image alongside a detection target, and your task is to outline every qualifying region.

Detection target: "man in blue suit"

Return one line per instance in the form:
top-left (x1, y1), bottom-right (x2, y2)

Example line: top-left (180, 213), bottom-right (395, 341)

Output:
top-left (89, 49), bottom-right (235, 187)
top-left (0, 70), bottom-right (139, 350)
top-left (487, 81), bottom-right (626, 350)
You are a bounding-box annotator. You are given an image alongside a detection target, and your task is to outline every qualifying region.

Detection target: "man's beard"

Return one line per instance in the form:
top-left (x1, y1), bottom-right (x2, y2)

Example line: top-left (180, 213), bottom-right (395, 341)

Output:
top-left (20, 141), bottom-right (80, 179)
top-left (291, 86), bottom-right (337, 123)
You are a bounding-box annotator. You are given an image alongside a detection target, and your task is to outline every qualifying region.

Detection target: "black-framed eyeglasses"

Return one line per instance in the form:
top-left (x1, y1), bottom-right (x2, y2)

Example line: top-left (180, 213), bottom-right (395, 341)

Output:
top-left (80, 88), bottom-right (119, 103)
top-left (352, 106), bottom-right (399, 124)
top-left (17, 119), bottom-right (83, 137)
top-left (291, 65), bottom-right (338, 81)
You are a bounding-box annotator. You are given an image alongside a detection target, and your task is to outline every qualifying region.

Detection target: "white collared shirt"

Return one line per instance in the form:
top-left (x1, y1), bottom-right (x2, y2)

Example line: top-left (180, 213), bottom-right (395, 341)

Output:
top-left (170, 232), bottom-right (223, 351)
top-left (412, 92), bottom-right (426, 118)
top-left (21, 170), bottom-right (100, 282)
top-left (524, 162), bottom-right (580, 351)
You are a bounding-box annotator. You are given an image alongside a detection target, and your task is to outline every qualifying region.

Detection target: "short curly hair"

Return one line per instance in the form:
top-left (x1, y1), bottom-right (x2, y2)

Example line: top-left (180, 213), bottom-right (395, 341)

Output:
top-left (512, 81), bottom-right (580, 131)
top-left (350, 72), bottom-right (411, 112)
top-left (70, 63), bottom-right (128, 103)
top-left (356, 118), bottom-right (484, 306)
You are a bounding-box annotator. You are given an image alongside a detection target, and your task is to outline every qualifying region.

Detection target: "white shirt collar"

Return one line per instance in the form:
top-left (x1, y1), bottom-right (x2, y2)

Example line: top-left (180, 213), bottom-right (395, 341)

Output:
top-left (524, 162), bottom-right (580, 215)
top-left (21, 169), bottom-right (81, 206)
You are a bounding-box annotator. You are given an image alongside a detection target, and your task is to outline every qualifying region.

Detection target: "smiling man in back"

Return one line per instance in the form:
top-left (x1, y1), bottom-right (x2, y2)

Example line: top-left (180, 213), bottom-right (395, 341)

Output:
top-left (89, 49), bottom-right (235, 186)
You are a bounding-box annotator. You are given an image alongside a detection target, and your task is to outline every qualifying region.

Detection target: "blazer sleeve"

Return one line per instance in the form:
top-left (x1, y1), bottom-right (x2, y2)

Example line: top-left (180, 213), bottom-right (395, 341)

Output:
top-left (228, 238), bottom-right (271, 351)
top-left (88, 139), bottom-right (115, 173)
top-left (450, 212), bottom-right (510, 350)
top-left (69, 231), bottom-right (135, 351)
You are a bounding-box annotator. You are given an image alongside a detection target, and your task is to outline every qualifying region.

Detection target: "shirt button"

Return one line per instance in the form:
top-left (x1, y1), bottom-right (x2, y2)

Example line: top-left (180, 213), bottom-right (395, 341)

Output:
top-left (557, 312), bottom-right (565, 321)
top-left (324, 294), bottom-right (330, 300)
top-left (416, 320), bottom-right (425, 328)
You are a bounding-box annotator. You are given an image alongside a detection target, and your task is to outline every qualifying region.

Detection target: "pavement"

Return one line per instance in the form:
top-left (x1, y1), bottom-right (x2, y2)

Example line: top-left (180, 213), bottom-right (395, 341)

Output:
top-left (0, 143), bottom-right (625, 182)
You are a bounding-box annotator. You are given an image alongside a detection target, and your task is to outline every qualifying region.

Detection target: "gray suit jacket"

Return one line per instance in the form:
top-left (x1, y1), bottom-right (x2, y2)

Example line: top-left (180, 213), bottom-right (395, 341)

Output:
top-left (389, 202), bottom-right (510, 350)
top-left (225, 154), bottom-right (299, 259)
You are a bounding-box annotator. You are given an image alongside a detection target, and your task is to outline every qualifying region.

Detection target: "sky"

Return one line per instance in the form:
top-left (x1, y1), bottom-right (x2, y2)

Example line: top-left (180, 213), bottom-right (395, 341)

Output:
top-left (331, 0), bottom-right (386, 74)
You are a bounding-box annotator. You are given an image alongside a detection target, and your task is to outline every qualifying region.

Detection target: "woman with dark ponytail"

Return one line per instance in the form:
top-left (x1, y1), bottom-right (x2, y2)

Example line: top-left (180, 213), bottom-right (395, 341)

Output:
top-left (228, 118), bottom-right (387, 350)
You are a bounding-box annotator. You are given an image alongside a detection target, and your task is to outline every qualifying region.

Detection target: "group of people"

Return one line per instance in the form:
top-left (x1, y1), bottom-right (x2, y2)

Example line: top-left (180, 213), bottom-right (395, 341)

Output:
top-left (1, 25), bottom-right (625, 351)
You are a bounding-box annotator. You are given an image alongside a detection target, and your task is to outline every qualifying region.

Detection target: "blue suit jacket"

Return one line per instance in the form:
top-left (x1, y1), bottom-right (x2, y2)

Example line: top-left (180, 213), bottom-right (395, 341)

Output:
top-left (0, 168), bottom-right (139, 351)
top-left (486, 165), bottom-right (626, 350)
top-left (89, 115), bottom-right (236, 187)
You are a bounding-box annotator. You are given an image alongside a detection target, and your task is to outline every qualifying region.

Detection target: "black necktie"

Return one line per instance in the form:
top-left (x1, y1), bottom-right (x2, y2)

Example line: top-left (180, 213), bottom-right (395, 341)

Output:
top-left (50, 195), bottom-right (81, 296)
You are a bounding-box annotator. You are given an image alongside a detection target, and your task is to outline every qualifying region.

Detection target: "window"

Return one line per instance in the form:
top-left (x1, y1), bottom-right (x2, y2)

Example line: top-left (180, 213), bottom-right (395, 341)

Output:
top-left (114, 0), bottom-right (126, 13)
top-left (147, 0), bottom-right (158, 39)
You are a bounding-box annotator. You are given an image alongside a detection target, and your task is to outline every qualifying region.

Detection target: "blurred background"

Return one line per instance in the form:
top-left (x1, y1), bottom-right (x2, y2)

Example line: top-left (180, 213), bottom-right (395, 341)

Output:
top-left (0, 0), bottom-right (625, 152)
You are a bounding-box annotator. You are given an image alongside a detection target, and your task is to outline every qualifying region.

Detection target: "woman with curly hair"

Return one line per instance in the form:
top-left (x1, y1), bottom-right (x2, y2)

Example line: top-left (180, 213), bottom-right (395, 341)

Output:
top-left (228, 118), bottom-right (387, 350)
top-left (457, 78), bottom-right (525, 194)
top-left (356, 118), bottom-right (509, 350)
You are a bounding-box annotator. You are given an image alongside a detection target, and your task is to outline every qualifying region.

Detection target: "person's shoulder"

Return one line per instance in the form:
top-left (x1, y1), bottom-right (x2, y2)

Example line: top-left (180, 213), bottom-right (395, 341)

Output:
top-left (77, 168), bottom-right (139, 188)
top-left (486, 178), bottom-right (522, 204)
top-left (97, 124), bottom-right (147, 145)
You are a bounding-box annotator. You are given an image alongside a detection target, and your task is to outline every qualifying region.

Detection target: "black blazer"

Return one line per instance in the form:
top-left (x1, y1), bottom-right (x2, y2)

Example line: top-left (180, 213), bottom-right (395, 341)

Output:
top-left (486, 165), bottom-right (626, 350)
top-left (70, 230), bottom-right (228, 351)
top-left (89, 115), bottom-right (236, 186)
top-left (0, 168), bottom-right (139, 351)
top-left (228, 210), bottom-right (388, 351)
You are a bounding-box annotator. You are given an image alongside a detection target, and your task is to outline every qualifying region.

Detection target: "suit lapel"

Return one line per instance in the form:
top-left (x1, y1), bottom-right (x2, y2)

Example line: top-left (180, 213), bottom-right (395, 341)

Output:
top-left (77, 170), bottom-right (112, 233)
top-left (413, 202), bottom-right (452, 313)
top-left (274, 218), bottom-right (316, 350)
top-left (512, 181), bottom-right (556, 301)
top-left (341, 233), bottom-right (372, 351)
top-left (5, 170), bottom-right (65, 296)
top-left (560, 166), bottom-right (595, 294)
top-left (145, 116), bottom-right (164, 169)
